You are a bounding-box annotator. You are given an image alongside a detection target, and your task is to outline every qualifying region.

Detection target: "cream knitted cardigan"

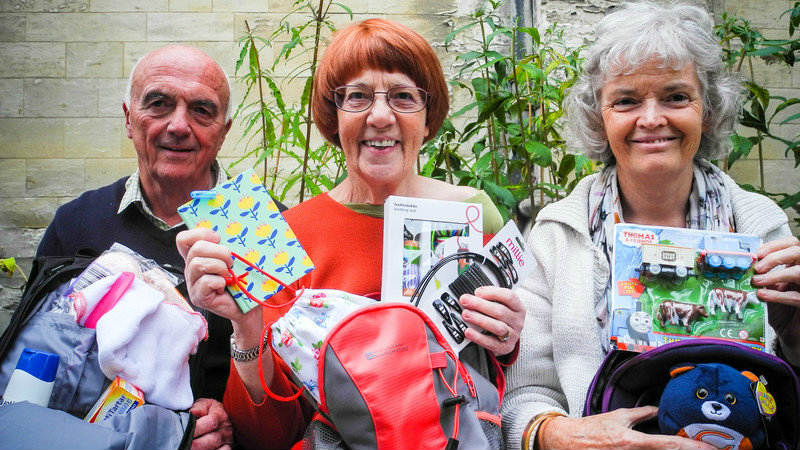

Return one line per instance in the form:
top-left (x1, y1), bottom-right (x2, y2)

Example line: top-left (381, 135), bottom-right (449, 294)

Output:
top-left (502, 170), bottom-right (791, 450)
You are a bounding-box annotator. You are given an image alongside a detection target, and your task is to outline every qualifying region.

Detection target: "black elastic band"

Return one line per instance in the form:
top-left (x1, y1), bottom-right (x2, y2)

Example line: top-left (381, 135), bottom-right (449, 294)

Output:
top-left (410, 252), bottom-right (510, 307)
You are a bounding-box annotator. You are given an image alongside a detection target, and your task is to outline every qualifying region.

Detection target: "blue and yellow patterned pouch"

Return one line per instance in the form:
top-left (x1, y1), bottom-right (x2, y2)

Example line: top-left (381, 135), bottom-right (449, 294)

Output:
top-left (177, 170), bottom-right (314, 313)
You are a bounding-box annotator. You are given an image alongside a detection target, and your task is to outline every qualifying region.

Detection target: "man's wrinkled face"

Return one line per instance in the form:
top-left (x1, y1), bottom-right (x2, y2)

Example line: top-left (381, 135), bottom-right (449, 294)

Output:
top-left (124, 47), bottom-right (231, 188)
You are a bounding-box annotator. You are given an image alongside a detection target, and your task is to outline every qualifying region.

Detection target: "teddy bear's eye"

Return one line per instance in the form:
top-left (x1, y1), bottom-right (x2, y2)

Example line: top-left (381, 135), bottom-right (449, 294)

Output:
top-left (696, 388), bottom-right (709, 399)
top-left (725, 393), bottom-right (736, 404)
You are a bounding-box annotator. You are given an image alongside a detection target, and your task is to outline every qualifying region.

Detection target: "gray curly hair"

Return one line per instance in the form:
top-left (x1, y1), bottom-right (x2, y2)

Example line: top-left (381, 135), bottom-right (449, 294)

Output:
top-left (565, 1), bottom-right (742, 163)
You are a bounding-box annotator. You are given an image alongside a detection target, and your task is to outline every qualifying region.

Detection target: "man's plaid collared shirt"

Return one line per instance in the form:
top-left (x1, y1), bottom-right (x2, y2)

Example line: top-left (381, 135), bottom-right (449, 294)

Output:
top-left (117, 161), bottom-right (226, 231)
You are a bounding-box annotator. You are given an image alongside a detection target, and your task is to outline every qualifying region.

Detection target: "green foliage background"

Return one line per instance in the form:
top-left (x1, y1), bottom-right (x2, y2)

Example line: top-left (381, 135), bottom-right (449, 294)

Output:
top-left (231, 0), bottom-right (800, 228)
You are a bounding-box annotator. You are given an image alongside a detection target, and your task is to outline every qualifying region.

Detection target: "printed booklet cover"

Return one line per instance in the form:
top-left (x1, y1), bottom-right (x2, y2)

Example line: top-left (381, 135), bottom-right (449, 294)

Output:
top-left (610, 224), bottom-right (764, 352)
top-left (381, 195), bottom-right (484, 303)
top-left (177, 169), bottom-right (314, 314)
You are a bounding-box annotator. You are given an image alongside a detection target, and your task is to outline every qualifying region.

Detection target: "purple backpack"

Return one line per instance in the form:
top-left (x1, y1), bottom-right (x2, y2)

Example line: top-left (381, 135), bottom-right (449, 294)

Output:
top-left (584, 339), bottom-right (800, 450)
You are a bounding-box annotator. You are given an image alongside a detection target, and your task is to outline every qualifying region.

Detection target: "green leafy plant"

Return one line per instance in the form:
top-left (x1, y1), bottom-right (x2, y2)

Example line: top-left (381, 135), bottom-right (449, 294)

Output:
top-left (230, 0), bottom-right (798, 230)
top-left (232, 0), bottom-right (351, 202)
top-left (421, 0), bottom-right (593, 222)
top-left (715, 2), bottom-right (800, 226)
top-left (0, 257), bottom-right (27, 283)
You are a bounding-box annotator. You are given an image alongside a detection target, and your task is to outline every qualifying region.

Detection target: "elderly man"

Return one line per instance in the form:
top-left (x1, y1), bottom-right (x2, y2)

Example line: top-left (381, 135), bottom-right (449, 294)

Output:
top-left (37, 45), bottom-right (235, 450)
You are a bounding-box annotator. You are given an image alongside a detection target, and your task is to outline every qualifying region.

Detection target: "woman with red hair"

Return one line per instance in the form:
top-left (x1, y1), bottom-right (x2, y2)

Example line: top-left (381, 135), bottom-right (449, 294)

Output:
top-left (178, 19), bottom-right (524, 450)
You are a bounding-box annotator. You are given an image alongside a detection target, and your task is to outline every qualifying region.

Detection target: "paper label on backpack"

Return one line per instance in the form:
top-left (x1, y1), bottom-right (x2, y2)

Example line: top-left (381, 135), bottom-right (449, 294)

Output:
top-left (755, 381), bottom-right (776, 417)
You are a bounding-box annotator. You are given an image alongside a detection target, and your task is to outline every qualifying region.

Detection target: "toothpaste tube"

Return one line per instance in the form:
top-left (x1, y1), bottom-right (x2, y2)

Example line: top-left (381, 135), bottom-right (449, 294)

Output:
top-left (85, 377), bottom-right (145, 423)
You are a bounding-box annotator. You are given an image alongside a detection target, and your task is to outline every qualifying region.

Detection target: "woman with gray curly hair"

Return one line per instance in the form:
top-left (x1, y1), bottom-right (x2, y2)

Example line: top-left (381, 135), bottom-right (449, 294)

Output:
top-left (502, 2), bottom-right (800, 450)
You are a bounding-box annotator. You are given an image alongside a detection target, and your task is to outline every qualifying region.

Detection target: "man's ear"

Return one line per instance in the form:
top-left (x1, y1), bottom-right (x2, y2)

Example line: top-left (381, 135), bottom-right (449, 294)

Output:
top-left (122, 102), bottom-right (133, 139)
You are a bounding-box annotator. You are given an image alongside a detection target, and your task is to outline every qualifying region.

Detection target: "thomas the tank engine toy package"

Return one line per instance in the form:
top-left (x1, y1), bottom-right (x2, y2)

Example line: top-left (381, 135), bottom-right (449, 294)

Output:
top-left (610, 224), bottom-right (764, 352)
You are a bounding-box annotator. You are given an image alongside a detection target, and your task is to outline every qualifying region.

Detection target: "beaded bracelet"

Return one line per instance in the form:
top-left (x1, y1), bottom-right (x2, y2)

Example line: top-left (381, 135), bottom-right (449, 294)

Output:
top-left (521, 411), bottom-right (566, 450)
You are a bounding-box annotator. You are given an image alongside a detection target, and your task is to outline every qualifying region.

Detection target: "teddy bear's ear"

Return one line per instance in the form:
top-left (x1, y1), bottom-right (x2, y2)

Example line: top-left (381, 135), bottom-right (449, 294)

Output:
top-left (740, 370), bottom-right (759, 382)
top-left (669, 364), bottom-right (696, 378)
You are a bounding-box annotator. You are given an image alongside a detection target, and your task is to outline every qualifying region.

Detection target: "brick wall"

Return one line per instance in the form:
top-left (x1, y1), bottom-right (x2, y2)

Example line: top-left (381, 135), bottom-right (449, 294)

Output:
top-left (0, 0), bottom-right (797, 329)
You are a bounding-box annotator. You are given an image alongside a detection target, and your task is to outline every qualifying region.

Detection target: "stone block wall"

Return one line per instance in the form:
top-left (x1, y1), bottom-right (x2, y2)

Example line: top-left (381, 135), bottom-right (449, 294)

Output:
top-left (0, 0), bottom-right (466, 329)
top-left (720, 1), bottom-right (800, 231)
top-left (0, 0), bottom-right (797, 330)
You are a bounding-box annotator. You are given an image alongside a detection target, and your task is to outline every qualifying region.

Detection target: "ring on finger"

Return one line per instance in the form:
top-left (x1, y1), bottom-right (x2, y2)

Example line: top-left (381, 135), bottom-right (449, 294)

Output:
top-left (497, 327), bottom-right (511, 343)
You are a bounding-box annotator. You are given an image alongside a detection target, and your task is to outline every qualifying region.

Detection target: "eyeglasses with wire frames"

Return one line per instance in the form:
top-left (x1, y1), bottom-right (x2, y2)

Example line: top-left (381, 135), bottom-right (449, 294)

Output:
top-left (331, 85), bottom-right (429, 113)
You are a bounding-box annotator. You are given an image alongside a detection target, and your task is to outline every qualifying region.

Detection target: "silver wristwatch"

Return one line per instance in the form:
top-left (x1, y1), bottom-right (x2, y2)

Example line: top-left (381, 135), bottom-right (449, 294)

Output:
top-left (229, 334), bottom-right (268, 362)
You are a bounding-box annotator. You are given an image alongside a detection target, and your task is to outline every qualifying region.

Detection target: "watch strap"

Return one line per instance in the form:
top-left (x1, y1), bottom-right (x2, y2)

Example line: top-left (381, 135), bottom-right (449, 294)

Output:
top-left (230, 334), bottom-right (268, 362)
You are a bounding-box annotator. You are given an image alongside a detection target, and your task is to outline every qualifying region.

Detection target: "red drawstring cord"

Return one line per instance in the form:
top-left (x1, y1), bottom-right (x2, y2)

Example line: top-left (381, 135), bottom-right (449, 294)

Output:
top-left (257, 323), bottom-right (304, 402)
top-left (224, 251), bottom-right (300, 308)
top-left (437, 348), bottom-right (472, 444)
top-left (224, 251), bottom-right (305, 402)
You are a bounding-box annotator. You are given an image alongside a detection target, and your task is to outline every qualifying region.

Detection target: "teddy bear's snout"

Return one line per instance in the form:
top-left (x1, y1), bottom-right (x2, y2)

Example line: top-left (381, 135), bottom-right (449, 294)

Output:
top-left (701, 400), bottom-right (731, 421)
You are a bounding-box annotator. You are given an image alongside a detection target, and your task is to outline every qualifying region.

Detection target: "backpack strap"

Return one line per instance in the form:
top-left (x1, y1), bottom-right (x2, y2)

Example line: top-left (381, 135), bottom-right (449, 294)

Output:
top-left (487, 352), bottom-right (507, 404)
top-left (1, 252), bottom-right (97, 358)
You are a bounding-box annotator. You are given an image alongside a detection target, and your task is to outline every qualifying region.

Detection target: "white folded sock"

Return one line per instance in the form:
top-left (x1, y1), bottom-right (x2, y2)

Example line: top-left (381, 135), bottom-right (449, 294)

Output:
top-left (77, 273), bottom-right (207, 410)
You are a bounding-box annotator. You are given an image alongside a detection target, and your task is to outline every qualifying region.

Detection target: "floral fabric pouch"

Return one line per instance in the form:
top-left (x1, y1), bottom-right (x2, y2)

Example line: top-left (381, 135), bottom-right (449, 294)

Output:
top-left (270, 289), bottom-right (376, 402)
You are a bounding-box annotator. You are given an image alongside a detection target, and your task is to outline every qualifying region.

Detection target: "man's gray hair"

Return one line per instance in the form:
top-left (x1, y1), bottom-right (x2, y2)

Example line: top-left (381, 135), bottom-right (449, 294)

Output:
top-left (123, 49), bottom-right (233, 122)
top-left (565, 1), bottom-right (742, 163)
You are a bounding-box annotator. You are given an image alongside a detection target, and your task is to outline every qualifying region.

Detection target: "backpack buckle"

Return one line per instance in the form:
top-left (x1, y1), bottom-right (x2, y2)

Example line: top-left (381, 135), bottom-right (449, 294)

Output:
top-left (442, 395), bottom-right (466, 408)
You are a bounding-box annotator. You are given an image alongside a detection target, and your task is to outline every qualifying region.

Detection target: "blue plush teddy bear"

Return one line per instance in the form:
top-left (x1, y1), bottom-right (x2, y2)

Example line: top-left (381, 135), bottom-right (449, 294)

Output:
top-left (658, 362), bottom-right (770, 450)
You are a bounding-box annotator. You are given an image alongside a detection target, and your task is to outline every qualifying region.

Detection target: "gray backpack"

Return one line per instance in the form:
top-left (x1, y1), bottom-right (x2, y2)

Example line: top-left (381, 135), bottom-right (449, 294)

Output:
top-left (0, 253), bottom-right (194, 450)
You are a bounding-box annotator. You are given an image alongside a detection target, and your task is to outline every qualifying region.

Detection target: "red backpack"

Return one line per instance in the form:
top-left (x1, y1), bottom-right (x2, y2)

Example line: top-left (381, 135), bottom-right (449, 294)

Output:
top-left (302, 302), bottom-right (504, 450)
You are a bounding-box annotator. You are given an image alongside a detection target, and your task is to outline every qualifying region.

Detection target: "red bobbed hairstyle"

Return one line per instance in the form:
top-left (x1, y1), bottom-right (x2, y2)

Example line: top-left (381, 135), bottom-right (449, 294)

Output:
top-left (312, 18), bottom-right (449, 148)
